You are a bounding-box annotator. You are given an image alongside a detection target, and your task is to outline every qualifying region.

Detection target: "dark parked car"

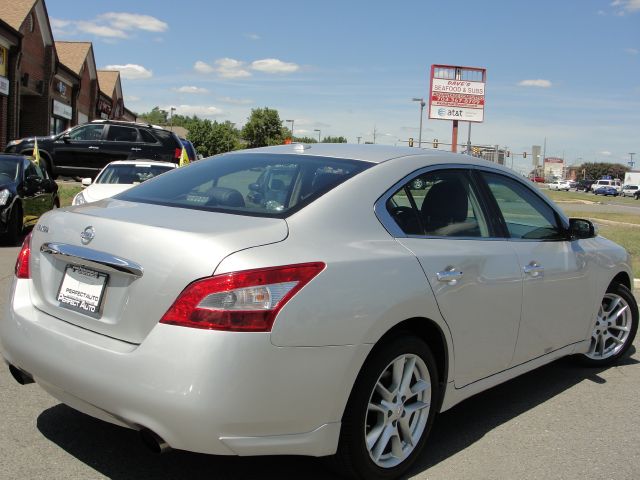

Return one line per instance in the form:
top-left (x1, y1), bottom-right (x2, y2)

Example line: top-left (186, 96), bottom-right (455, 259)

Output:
top-left (593, 185), bottom-right (618, 196)
top-left (5, 120), bottom-right (183, 179)
top-left (0, 154), bottom-right (59, 244)
top-left (180, 138), bottom-right (198, 162)
top-left (575, 179), bottom-right (595, 191)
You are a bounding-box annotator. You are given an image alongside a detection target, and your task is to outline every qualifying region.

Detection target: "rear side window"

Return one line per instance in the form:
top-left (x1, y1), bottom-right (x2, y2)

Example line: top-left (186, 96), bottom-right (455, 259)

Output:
top-left (140, 129), bottom-right (158, 144)
top-left (152, 129), bottom-right (181, 147)
top-left (107, 126), bottom-right (138, 142)
top-left (116, 153), bottom-right (371, 217)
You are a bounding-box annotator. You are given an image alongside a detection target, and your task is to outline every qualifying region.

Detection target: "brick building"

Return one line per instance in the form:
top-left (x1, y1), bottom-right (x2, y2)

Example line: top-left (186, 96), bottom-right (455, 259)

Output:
top-left (55, 41), bottom-right (98, 127)
top-left (0, 0), bottom-right (134, 149)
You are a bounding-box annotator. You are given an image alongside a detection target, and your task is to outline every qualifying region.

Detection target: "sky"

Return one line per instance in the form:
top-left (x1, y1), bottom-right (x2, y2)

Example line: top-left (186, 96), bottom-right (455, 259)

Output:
top-left (48, 0), bottom-right (639, 174)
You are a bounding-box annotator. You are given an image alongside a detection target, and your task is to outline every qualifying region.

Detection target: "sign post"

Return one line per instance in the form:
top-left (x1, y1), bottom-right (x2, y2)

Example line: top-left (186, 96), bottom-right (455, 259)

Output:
top-left (428, 65), bottom-right (486, 152)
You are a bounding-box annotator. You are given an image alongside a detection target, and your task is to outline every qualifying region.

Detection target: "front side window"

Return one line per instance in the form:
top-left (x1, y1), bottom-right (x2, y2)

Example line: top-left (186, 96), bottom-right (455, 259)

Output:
top-left (481, 172), bottom-right (565, 240)
top-left (116, 154), bottom-right (371, 217)
top-left (386, 169), bottom-right (490, 238)
top-left (68, 124), bottom-right (104, 141)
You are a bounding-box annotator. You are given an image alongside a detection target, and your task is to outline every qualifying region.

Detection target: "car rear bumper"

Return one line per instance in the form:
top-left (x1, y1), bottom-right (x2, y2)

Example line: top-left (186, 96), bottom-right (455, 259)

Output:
top-left (0, 279), bottom-right (371, 456)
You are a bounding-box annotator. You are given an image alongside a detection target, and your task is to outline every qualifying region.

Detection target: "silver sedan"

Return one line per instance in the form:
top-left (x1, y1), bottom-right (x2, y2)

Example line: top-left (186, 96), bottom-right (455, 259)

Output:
top-left (1, 144), bottom-right (637, 479)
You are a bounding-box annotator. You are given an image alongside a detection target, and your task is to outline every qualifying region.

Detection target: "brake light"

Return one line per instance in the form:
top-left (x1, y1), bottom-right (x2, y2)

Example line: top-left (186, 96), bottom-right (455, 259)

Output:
top-left (174, 148), bottom-right (181, 160)
top-left (160, 262), bottom-right (325, 332)
top-left (15, 231), bottom-right (32, 279)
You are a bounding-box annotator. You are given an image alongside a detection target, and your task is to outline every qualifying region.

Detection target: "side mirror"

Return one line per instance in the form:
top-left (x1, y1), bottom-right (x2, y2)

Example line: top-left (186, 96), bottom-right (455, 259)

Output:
top-left (81, 178), bottom-right (92, 187)
top-left (61, 133), bottom-right (71, 142)
top-left (248, 183), bottom-right (260, 192)
top-left (569, 218), bottom-right (597, 240)
top-left (26, 175), bottom-right (42, 184)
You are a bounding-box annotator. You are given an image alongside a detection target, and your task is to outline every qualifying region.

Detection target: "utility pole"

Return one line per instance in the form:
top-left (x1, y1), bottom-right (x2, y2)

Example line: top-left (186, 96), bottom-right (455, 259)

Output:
top-left (169, 107), bottom-right (176, 131)
top-left (357, 136), bottom-right (362, 144)
top-left (412, 98), bottom-right (425, 147)
top-left (629, 152), bottom-right (636, 169)
top-left (467, 122), bottom-right (472, 155)
top-left (373, 126), bottom-right (377, 144)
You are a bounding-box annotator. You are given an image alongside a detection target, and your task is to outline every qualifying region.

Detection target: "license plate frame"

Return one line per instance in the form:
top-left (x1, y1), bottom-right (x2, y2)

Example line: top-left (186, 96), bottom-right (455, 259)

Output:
top-left (57, 265), bottom-right (108, 318)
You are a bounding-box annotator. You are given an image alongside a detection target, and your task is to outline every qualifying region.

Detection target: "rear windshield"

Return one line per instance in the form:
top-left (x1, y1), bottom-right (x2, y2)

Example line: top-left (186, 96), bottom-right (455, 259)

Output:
top-left (96, 164), bottom-right (174, 184)
top-left (116, 153), bottom-right (371, 217)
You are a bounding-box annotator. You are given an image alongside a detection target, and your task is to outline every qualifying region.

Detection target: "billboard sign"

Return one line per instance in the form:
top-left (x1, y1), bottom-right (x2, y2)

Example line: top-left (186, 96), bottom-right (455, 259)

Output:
top-left (429, 65), bottom-right (486, 123)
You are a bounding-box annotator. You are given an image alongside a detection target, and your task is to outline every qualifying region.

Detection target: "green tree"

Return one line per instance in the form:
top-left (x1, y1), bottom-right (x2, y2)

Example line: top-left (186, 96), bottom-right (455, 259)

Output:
top-left (322, 136), bottom-right (348, 143)
top-left (138, 106), bottom-right (168, 125)
top-left (581, 162), bottom-right (629, 180)
top-left (188, 119), bottom-right (241, 157)
top-left (241, 108), bottom-right (287, 148)
top-left (292, 136), bottom-right (318, 143)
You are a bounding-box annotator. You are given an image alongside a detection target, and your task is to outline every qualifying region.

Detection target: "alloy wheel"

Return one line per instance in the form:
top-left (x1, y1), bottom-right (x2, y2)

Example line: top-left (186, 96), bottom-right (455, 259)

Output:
top-left (364, 354), bottom-right (431, 468)
top-left (586, 292), bottom-right (633, 360)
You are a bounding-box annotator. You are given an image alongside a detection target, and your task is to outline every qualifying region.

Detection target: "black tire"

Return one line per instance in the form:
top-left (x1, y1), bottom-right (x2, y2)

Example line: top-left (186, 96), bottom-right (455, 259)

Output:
top-left (577, 283), bottom-right (638, 367)
top-left (330, 335), bottom-right (440, 479)
top-left (4, 203), bottom-right (22, 246)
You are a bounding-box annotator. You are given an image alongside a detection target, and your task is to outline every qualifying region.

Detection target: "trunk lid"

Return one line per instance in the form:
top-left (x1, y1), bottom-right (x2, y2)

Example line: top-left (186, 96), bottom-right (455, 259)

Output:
top-left (29, 199), bottom-right (288, 344)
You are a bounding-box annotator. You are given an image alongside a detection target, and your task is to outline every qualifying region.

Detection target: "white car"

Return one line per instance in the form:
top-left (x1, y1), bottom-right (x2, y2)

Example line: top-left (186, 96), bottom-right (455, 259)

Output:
top-left (72, 160), bottom-right (176, 205)
top-left (2, 145), bottom-right (637, 479)
top-left (549, 180), bottom-right (571, 191)
top-left (591, 179), bottom-right (622, 193)
top-left (621, 184), bottom-right (639, 197)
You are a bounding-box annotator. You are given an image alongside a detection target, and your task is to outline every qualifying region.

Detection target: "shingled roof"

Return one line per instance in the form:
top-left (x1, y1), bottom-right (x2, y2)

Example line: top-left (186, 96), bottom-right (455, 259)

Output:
top-left (55, 41), bottom-right (91, 75)
top-left (0, 0), bottom-right (37, 31)
top-left (97, 70), bottom-right (120, 97)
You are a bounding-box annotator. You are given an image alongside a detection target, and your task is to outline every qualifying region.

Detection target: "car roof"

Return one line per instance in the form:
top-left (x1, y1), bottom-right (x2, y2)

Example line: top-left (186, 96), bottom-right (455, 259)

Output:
top-left (102, 160), bottom-right (176, 167)
top-left (224, 143), bottom-right (514, 172)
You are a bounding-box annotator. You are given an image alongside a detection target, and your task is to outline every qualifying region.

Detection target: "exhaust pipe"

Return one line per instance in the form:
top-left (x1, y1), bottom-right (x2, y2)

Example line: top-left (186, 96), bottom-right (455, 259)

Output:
top-left (140, 428), bottom-right (171, 454)
top-left (8, 364), bottom-right (35, 385)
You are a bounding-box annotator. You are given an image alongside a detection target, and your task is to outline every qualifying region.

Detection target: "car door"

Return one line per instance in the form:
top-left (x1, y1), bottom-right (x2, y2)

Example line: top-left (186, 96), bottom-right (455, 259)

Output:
top-left (21, 160), bottom-right (49, 225)
top-left (102, 125), bottom-right (140, 164)
top-left (478, 171), bottom-right (593, 365)
top-left (52, 124), bottom-right (106, 173)
top-left (384, 168), bottom-right (523, 387)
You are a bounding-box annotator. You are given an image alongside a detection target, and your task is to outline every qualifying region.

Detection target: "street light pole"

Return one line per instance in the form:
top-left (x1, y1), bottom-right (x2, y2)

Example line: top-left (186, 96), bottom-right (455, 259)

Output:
top-left (169, 107), bottom-right (176, 131)
top-left (629, 152), bottom-right (636, 169)
top-left (412, 98), bottom-right (425, 147)
top-left (286, 119), bottom-right (294, 140)
top-left (357, 136), bottom-right (362, 144)
top-left (314, 129), bottom-right (321, 143)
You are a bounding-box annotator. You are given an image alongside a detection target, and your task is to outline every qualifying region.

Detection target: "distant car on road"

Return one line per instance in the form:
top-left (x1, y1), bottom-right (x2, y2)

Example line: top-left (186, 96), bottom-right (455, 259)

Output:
top-left (621, 185), bottom-right (639, 197)
top-left (5, 120), bottom-right (183, 179)
top-left (593, 185), bottom-right (618, 196)
top-left (72, 160), bottom-right (176, 206)
top-left (575, 179), bottom-right (595, 191)
top-left (592, 179), bottom-right (621, 193)
top-left (549, 180), bottom-right (571, 191)
top-left (0, 154), bottom-right (58, 244)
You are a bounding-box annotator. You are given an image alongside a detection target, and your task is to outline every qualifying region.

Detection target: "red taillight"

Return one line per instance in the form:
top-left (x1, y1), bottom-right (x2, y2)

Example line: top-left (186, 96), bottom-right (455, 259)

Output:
top-left (174, 148), bottom-right (181, 160)
top-left (160, 262), bottom-right (325, 332)
top-left (15, 231), bottom-right (32, 279)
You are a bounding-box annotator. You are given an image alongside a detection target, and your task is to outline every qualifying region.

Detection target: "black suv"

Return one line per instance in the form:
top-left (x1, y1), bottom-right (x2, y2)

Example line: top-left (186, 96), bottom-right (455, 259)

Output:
top-left (5, 120), bottom-right (183, 178)
top-left (575, 179), bottom-right (595, 191)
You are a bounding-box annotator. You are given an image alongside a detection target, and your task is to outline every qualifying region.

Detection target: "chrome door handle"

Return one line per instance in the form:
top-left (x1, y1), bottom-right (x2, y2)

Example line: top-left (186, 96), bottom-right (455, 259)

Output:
top-left (436, 266), bottom-right (463, 285)
top-left (523, 261), bottom-right (544, 278)
top-left (131, 147), bottom-right (142, 151)
top-left (88, 146), bottom-right (99, 150)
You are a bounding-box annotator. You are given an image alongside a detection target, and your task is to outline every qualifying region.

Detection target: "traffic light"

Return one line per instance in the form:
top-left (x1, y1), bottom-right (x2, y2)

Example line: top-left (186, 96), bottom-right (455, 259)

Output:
top-left (408, 137), bottom-right (414, 147)
top-left (523, 152), bottom-right (527, 158)
top-left (433, 138), bottom-right (438, 149)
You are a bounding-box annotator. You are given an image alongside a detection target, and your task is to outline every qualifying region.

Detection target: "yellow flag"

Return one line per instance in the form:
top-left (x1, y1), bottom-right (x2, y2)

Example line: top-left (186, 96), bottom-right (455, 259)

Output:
top-left (179, 146), bottom-right (190, 167)
top-left (33, 138), bottom-right (41, 166)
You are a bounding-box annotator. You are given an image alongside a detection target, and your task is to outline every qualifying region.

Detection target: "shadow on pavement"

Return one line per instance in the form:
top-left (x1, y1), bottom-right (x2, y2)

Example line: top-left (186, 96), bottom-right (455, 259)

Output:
top-left (36, 353), bottom-right (638, 480)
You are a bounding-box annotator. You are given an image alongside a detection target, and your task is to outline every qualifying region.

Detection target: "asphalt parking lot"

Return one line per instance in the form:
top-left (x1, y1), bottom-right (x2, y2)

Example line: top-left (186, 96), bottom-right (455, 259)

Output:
top-left (0, 244), bottom-right (639, 479)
